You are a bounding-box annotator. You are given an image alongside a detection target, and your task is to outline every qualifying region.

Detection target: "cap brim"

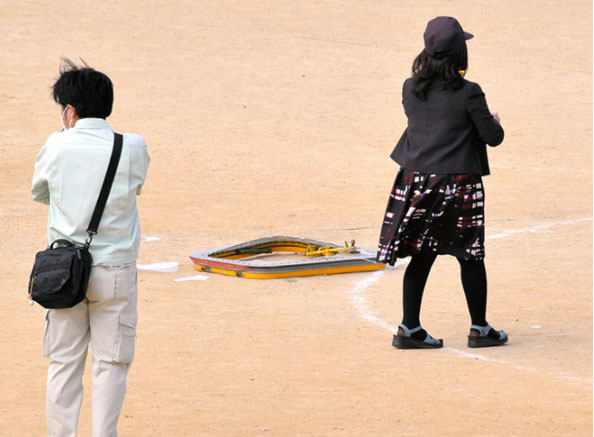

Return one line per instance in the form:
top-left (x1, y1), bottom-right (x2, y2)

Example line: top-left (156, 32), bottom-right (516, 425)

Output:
top-left (464, 31), bottom-right (474, 40)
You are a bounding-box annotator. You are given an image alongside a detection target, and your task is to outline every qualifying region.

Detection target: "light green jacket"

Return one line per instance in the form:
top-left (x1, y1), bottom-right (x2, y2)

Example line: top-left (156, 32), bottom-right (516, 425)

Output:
top-left (32, 118), bottom-right (150, 266)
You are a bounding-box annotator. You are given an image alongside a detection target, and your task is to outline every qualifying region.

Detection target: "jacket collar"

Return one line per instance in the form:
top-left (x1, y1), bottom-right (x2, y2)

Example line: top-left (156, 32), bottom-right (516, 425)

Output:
top-left (73, 118), bottom-right (111, 130)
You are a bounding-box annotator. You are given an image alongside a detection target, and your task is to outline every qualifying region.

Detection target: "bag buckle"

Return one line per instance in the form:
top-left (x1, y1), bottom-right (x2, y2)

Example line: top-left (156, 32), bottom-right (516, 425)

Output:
top-left (85, 231), bottom-right (96, 248)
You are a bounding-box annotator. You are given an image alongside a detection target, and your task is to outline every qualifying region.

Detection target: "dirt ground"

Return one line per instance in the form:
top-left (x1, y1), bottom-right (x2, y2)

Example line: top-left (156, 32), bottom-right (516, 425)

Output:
top-left (1, 1), bottom-right (592, 435)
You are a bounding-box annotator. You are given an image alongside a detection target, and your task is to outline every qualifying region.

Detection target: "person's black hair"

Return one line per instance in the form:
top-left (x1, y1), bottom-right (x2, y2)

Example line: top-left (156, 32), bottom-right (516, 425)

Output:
top-left (411, 45), bottom-right (468, 100)
top-left (52, 58), bottom-right (113, 119)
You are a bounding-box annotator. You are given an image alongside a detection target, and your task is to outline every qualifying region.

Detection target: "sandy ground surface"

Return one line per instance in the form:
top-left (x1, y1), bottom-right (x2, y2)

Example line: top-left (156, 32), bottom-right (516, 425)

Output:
top-left (1, 1), bottom-right (592, 435)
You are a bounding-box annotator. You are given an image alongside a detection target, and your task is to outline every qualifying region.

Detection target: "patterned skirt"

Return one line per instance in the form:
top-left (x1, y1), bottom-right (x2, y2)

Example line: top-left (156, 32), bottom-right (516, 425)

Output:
top-left (377, 168), bottom-right (486, 265)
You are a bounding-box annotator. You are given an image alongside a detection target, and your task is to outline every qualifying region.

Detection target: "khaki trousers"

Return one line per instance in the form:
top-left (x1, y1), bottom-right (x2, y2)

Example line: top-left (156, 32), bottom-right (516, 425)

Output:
top-left (44, 263), bottom-right (138, 437)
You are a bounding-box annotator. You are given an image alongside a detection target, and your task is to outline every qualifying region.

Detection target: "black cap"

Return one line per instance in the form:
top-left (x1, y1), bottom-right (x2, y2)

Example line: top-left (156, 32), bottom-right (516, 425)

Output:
top-left (423, 16), bottom-right (473, 58)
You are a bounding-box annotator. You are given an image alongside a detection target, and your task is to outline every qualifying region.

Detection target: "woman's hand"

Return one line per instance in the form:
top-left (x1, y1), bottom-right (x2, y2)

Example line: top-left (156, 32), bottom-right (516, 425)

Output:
top-left (491, 112), bottom-right (501, 123)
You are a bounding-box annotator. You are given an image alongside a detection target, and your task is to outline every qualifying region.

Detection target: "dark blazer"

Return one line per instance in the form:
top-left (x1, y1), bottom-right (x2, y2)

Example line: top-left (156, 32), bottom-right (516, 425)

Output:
top-left (390, 78), bottom-right (504, 175)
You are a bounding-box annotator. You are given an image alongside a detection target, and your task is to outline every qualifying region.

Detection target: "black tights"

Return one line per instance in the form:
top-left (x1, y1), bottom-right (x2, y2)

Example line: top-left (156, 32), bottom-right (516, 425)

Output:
top-left (401, 251), bottom-right (488, 328)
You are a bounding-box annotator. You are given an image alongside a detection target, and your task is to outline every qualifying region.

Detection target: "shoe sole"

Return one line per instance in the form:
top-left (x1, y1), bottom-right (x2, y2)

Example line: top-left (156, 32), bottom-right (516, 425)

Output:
top-left (467, 336), bottom-right (508, 348)
top-left (392, 335), bottom-right (443, 349)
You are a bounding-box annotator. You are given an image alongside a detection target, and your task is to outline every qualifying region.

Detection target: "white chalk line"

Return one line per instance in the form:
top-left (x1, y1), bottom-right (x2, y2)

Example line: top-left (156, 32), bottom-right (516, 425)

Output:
top-left (487, 217), bottom-right (592, 240)
top-left (349, 270), bottom-right (399, 334)
top-left (346, 217), bottom-right (593, 387)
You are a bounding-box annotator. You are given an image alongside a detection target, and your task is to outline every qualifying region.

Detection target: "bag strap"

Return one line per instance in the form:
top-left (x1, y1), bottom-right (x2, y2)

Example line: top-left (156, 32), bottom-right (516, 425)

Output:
top-left (85, 133), bottom-right (123, 246)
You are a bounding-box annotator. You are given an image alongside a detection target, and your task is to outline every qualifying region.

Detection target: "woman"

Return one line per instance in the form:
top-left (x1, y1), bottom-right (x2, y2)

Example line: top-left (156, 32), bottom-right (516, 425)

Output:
top-left (377, 17), bottom-right (508, 349)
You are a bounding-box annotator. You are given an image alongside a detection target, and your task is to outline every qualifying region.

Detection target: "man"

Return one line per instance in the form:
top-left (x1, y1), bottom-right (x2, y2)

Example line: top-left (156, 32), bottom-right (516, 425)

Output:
top-left (31, 59), bottom-right (150, 437)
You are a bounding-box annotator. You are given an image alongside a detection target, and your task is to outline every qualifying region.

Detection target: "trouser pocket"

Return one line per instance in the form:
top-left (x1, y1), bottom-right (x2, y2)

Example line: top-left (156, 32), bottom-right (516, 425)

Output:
top-left (115, 312), bottom-right (137, 364)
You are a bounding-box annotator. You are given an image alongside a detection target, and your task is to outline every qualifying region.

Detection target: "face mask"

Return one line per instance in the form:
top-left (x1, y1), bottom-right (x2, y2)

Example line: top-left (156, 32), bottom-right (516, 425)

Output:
top-left (60, 106), bottom-right (68, 131)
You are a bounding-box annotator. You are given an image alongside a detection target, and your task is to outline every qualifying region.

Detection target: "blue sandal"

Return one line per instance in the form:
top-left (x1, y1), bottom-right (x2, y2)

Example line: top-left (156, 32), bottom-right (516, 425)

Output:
top-left (392, 324), bottom-right (443, 349)
top-left (468, 324), bottom-right (508, 348)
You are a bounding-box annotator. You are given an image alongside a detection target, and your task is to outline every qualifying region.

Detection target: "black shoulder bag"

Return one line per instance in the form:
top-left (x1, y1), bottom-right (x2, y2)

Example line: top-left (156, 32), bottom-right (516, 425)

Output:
top-left (29, 133), bottom-right (123, 309)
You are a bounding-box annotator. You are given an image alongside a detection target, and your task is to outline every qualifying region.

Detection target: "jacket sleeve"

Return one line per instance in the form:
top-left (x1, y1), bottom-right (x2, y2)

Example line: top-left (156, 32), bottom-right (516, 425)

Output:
top-left (135, 144), bottom-right (150, 195)
top-left (467, 83), bottom-right (504, 147)
top-left (126, 134), bottom-right (150, 196)
top-left (31, 144), bottom-right (51, 204)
